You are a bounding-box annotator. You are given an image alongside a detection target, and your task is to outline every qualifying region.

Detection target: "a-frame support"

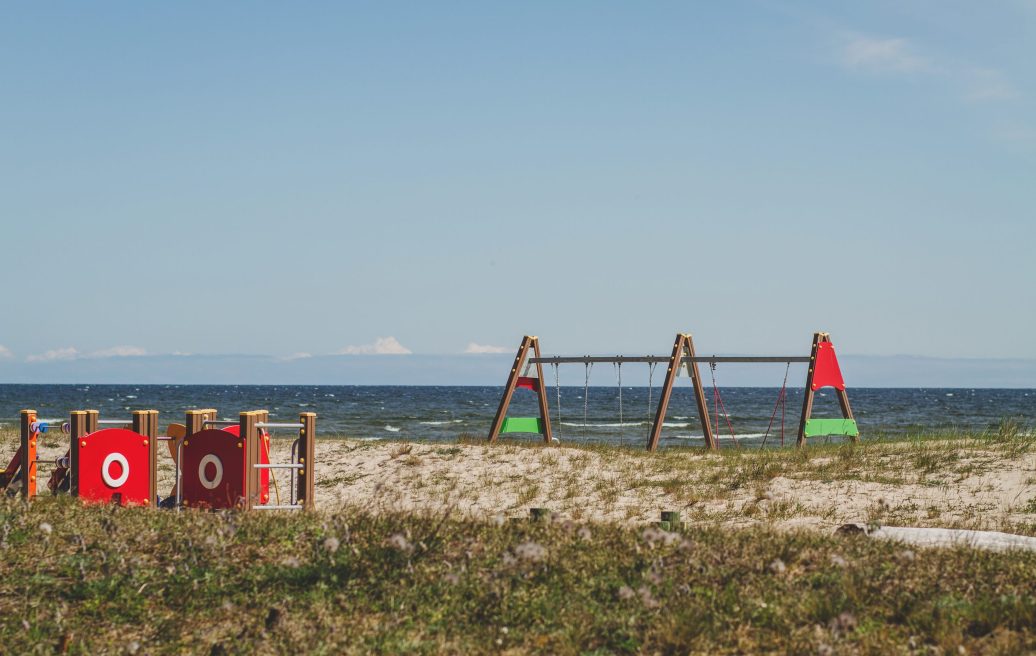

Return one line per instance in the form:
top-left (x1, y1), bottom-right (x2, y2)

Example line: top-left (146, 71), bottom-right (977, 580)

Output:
top-left (797, 332), bottom-right (857, 446)
top-left (488, 335), bottom-right (553, 444)
top-left (646, 333), bottom-right (715, 451)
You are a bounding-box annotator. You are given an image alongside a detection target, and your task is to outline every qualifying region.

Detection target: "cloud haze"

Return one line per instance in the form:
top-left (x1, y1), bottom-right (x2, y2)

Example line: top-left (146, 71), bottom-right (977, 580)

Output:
top-left (337, 337), bottom-right (412, 355)
top-left (464, 342), bottom-right (511, 354)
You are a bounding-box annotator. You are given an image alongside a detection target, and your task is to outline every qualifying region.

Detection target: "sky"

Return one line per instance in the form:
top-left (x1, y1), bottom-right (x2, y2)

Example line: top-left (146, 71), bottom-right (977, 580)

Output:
top-left (1, 1), bottom-right (1034, 384)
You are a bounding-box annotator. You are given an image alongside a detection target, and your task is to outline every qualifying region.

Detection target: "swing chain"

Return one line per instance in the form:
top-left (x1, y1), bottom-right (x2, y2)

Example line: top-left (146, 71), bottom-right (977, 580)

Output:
top-left (553, 362), bottom-right (562, 442)
top-left (582, 361), bottom-right (593, 437)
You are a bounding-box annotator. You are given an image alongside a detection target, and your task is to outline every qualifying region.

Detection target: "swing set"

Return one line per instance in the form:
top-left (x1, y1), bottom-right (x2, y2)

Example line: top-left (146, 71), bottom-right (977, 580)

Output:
top-left (488, 332), bottom-right (859, 450)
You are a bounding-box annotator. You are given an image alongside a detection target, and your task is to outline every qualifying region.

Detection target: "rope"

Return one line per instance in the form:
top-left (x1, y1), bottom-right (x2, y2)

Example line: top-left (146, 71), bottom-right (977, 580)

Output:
top-left (553, 363), bottom-right (561, 442)
top-left (761, 362), bottom-right (791, 448)
top-left (709, 362), bottom-right (738, 446)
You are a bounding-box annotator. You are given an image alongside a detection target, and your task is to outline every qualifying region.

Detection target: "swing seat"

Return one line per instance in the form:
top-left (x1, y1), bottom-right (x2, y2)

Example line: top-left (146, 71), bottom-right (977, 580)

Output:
top-left (803, 418), bottom-right (859, 438)
top-left (500, 417), bottom-right (545, 434)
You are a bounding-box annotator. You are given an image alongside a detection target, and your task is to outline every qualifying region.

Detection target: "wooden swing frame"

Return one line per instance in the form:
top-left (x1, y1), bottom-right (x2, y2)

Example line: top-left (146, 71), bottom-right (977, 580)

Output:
top-left (489, 332), bottom-right (858, 450)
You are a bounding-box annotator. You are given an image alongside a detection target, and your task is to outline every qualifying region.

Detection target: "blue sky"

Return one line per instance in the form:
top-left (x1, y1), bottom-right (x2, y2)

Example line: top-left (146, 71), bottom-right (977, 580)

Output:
top-left (1, 1), bottom-right (1034, 380)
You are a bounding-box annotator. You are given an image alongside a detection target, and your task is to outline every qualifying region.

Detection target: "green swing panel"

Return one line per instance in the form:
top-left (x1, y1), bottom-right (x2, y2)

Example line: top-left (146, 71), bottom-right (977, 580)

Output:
top-left (500, 417), bottom-right (545, 435)
top-left (803, 418), bottom-right (859, 438)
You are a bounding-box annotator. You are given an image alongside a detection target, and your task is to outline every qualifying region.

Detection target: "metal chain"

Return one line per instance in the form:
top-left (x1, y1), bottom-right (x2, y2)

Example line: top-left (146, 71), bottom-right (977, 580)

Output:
top-left (553, 362), bottom-right (561, 442)
top-left (583, 361), bottom-right (593, 436)
top-left (646, 361), bottom-right (657, 440)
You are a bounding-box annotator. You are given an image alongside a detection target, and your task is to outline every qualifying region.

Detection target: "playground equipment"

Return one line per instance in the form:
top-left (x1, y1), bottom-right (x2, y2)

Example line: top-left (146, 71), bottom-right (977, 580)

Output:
top-left (1, 412), bottom-right (70, 497)
top-left (0, 409), bottom-right (161, 504)
top-left (179, 409), bottom-right (316, 510)
top-left (1, 407), bottom-right (316, 511)
top-left (488, 332), bottom-right (859, 450)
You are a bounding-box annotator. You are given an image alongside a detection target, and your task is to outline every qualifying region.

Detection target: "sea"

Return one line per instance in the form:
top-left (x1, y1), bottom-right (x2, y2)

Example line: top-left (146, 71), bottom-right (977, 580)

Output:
top-left (1, 385), bottom-right (1033, 449)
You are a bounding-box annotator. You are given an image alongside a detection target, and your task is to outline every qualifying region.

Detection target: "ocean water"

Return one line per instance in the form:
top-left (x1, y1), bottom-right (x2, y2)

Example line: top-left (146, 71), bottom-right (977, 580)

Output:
top-left (1, 385), bottom-right (1033, 448)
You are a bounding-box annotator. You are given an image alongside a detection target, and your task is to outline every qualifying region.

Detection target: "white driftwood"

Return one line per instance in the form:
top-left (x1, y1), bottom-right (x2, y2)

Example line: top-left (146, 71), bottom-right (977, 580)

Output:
top-left (839, 524), bottom-right (1036, 553)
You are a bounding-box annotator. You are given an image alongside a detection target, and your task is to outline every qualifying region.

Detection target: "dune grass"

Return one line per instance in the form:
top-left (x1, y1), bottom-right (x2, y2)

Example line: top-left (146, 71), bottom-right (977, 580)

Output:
top-left (2, 496), bottom-right (1036, 655)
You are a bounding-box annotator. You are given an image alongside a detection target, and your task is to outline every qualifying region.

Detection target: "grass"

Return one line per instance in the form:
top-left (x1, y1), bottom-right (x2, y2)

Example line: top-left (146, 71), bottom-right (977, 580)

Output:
top-left (3, 497), bottom-right (1036, 654)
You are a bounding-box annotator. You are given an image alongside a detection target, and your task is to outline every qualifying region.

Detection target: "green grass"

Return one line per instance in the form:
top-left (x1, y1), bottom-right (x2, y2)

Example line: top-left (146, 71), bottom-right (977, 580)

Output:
top-left (2, 497), bottom-right (1036, 654)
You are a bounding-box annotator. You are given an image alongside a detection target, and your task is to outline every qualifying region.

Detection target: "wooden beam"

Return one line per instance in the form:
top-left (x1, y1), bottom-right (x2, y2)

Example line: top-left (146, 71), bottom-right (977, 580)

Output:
top-left (531, 338), bottom-right (553, 445)
top-left (797, 332), bottom-right (822, 447)
top-left (20, 410), bottom-right (37, 499)
top-left (683, 334), bottom-right (716, 450)
top-left (488, 336), bottom-right (534, 443)
top-left (69, 411), bottom-right (90, 497)
top-left (646, 334), bottom-right (686, 451)
top-left (529, 355), bottom-right (811, 364)
top-left (239, 411), bottom-right (259, 510)
top-left (298, 412), bottom-right (316, 510)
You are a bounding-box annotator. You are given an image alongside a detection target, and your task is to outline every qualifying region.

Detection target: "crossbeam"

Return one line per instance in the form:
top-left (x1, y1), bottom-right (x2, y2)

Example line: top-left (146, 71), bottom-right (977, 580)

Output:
top-left (528, 356), bottom-right (810, 365)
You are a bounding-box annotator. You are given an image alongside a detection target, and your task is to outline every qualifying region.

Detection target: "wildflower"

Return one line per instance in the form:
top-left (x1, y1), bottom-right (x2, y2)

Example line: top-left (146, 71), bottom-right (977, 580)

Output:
top-left (637, 585), bottom-right (660, 609)
top-left (387, 533), bottom-right (413, 554)
top-left (829, 554), bottom-right (848, 568)
top-left (126, 640), bottom-right (140, 654)
top-left (641, 526), bottom-right (680, 547)
top-left (323, 537), bottom-right (340, 554)
top-left (617, 585), bottom-right (636, 600)
top-left (768, 558), bottom-right (787, 575)
top-left (491, 513), bottom-right (506, 527)
top-left (897, 549), bottom-right (916, 562)
top-left (577, 526), bottom-right (592, 542)
top-left (828, 611), bottom-right (857, 636)
top-left (39, 522), bottom-right (53, 536)
top-left (514, 541), bottom-right (547, 562)
top-left (280, 556), bottom-right (301, 569)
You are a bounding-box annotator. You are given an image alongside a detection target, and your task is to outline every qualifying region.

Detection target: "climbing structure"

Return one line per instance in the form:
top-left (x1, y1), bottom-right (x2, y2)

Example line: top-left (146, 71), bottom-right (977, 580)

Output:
top-left (487, 336), bottom-right (553, 444)
top-left (797, 332), bottom-right (858, 446)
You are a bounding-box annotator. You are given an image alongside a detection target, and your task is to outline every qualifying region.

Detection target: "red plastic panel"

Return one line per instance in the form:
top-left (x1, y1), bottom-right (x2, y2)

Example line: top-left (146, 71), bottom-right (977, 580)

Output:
top-left (811, 341), bottom-right (846, 391)
top-left (75, 428), bottom-right (151, 505)
top-left (223, 425), bottom-right (270, 502)
top-left (180, 427), bottom-right (270, 509)
top-left (181, 429), bottom-right (247, 509)
top-left (516, 377), bottom-right (540, 391)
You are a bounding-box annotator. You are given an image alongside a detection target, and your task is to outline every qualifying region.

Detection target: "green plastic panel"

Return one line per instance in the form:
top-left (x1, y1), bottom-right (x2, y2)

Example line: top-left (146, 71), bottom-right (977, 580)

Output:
top-left (500, 417), bottom-right (545, 434)
top-left (803, 418), bottom-right (859, 438)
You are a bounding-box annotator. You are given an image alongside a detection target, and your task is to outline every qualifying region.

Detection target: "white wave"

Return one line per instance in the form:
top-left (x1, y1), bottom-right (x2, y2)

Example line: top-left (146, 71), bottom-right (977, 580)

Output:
top-left (419, 420), bottom-right (464, 426)
top-left (560, 421), bottom-right (651, 428)
top-left (384, 425), bottom-right (401, 432)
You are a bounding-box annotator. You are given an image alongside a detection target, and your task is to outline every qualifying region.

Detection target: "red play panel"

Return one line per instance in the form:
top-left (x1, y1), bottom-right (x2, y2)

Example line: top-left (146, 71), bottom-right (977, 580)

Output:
top-left (516, 377), bottom-right (540, 391)
top-left (180, 427), bottom-right (270, 509)
top-left (811, 341), bottom-right (846, 391)
top-left (75, 428), bottom-right (151, 505)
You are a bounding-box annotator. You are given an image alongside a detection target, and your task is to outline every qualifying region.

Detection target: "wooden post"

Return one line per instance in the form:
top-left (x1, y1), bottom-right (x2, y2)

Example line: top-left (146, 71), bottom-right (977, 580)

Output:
top-left (19, 410), bottom-right (37, 498)
top-left (647, 335), bottom-right (684, 451)
top-left (531, 338), bottom-right (553, 445)
top-left (489, 336), bottom-right (551, 443)
top-left (69, 411), bottom-right (90, 497)
top-left (253, 410), bottom-right (268, 505)
top-left (132, 410), bottom-right (160, 507)
top-left (298, 412), bottom-right (316, 510)
top-left (683, 334), bottom-right (715, 450)
top-left (797, 333), bottom-right (822, 447)
top-left (647, 334), bottom-right (716, 451)
top-left (239, 411), bottom-right (259, 510)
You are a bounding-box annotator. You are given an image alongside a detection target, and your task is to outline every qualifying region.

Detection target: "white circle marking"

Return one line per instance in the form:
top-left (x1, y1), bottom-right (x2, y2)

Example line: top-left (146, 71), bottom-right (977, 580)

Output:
top-left (101, 452), bottom-right (130, 488)
top-left (198, 454), bottom-right (224, 490)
